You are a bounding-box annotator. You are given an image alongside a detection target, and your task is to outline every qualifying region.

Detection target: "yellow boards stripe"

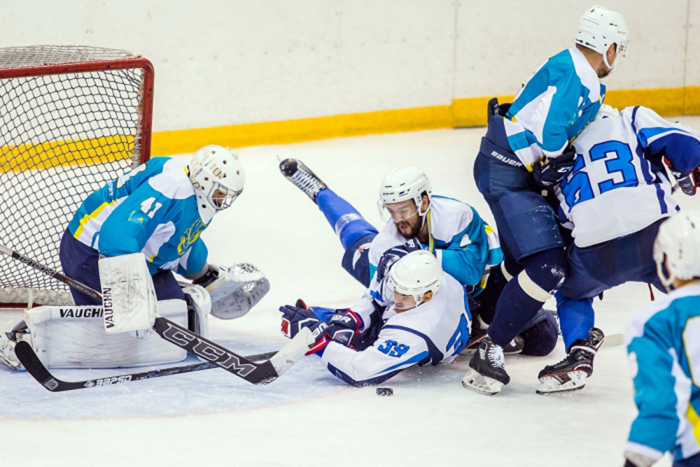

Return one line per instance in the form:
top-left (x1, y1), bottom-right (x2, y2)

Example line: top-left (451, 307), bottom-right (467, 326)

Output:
top-left (0, 135), bottom-right (134, 173)
top-left (2, 86), bottom-right (698, 167)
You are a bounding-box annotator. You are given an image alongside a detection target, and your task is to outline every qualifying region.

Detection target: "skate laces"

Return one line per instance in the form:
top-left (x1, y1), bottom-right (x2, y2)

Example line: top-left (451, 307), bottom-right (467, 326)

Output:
top-left (487, 343), bottom-right (506, 369)
top-left (289, 169), bottom-right (325, 196)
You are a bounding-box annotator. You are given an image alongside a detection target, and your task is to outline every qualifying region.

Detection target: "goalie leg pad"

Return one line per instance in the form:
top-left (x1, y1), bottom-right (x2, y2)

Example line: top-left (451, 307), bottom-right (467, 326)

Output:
top-left (206, 263), bottom-right (270, 320)
top-left (98, 253), bottom-right (157, 333)
top-left (183, 284), bottom-right (211, 338)
top-left (22, 300), bottom-right (188, 369)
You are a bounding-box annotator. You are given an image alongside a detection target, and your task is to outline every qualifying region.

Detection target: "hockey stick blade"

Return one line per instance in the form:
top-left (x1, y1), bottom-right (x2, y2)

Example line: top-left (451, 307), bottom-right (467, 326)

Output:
top-left (152, 317), bottom-right (313, 385)
top-left (14, 341), bottom-right (279, 393)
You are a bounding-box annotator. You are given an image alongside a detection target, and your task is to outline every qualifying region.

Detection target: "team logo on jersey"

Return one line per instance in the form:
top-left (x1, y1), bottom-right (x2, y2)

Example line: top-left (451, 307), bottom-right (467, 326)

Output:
top-left (177, 218), bottom-right (206, 255)
top-left (352, 243), bottom-right (372, 269)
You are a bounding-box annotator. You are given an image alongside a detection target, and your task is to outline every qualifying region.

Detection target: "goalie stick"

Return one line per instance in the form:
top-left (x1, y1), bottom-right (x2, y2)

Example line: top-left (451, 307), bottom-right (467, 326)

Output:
top-left (0, 243), bottom-right (313, 385)
top-left (14, 343), bottom-right (276, 392)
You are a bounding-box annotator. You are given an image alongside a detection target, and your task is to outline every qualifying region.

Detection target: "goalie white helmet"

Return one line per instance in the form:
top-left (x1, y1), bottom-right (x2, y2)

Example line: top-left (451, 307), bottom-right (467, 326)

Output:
top-left (190, 145), bottom-right (245, 224)
top-left (377, 167), bottom-right (432, 221)
top-left (389, 250), bottom-right (442, 307)
top-left (576, 5), bottom-right (628, 70)
top-left (654, 212), bottom-right (700, 290)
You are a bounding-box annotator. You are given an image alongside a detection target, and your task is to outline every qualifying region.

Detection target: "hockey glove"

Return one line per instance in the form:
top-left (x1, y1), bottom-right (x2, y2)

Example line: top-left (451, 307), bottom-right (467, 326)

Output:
top-left (326, 310), bottom-right (364, 347)
top-left (675, 167), bottom-right (700, 196)
top-left (376, 239), bottom-right (423, 283)
top-left (486, 98), bottom-right (512, 119)
top-left (279, 300), bottom-right (331, 356)
top-left (531, 148), bottom-right (577, 189)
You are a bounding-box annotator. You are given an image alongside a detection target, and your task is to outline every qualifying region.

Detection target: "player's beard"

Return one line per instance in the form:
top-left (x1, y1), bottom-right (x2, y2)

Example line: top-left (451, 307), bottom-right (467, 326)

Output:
top-left (395, 216), bottom-right (422, 239)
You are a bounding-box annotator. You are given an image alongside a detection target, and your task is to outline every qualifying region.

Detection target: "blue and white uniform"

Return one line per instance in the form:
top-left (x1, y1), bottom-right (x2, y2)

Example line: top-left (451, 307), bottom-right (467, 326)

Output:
top-left (556, 106), bottom-right (698, 248)
top-left (554, 106), bottom-right (700, 349)
top-left (367, 196), bottom-right (502, 296)
top-left (67, 157), bottom-right (208, 276)
top-left (320, 271), bottom-right (471, 387)
top-left (504, 47), bottom-right (604, 167)
top-left (625, 283), bottom-right (700, 464)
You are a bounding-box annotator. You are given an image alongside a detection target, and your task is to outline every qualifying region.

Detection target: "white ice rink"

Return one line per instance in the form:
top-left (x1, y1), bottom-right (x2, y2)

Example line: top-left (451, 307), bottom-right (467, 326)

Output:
top-left (2, 121), bottom-right (699, 466)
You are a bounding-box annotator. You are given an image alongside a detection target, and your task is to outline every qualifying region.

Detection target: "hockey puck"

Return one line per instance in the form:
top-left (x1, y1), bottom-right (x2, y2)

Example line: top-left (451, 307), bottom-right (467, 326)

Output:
top-left (376, 387), bottom-right (393, 396)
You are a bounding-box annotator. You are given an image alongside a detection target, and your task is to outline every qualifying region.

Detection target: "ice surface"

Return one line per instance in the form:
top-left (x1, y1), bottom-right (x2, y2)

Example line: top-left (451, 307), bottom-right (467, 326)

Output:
top-left (3, 121), bottom-right (698, 466)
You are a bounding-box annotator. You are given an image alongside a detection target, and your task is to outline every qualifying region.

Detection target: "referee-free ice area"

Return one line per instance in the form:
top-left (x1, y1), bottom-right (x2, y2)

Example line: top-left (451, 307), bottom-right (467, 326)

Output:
top-left (3, 121), bottom-right (699, 466)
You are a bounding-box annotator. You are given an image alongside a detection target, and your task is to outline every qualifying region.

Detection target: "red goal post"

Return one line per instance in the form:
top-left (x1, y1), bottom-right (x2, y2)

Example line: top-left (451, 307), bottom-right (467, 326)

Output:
top-left (0, 46), bottom-right (154, 306)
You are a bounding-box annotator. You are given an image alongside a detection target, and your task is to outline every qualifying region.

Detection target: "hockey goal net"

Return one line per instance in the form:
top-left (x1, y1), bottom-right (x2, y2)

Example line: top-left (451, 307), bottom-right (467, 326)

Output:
top-left (0, 45), bottom-right (154, 306)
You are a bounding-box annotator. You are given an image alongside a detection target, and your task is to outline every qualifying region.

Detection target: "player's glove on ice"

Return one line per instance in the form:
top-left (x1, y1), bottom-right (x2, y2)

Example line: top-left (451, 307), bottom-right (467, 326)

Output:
top-left (279, 300), bottom-right (331, 356)
top-left (531, 148), bottom-right (577, 189)
top-left (376, 239), bottom-right (423, 283)
top-left (325, 310), bottom-right (364, 347)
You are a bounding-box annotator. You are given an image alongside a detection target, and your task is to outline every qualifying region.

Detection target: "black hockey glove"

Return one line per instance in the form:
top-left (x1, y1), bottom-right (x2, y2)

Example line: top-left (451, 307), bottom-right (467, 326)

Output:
top-left (675, 167), bottom-right (700, 196)
top-left (487, 98), bottom-right (511, 119)
top-left (375, 238), bottom-right (423, 283)
top-left (531, 148), bottom-right (577, 189)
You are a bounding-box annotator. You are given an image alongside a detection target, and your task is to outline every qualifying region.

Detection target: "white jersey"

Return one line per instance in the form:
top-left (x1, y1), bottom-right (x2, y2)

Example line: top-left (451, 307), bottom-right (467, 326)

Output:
top-left (554, 106), bottom-right (697, 247)
top-left (320, 272), bottom-right (471, 387)
top-left (368, 196), bottom-right (502, 291)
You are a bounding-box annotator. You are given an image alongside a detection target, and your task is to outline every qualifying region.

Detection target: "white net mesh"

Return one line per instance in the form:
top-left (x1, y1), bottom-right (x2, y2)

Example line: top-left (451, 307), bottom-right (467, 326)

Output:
top-left (0, 46), bottom-right (150, 306)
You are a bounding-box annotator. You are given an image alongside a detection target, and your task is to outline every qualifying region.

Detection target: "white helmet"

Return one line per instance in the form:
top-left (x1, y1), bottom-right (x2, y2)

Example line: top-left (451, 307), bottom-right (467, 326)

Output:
top-left (377, 167), bottom-right (432, 221)
top-left (576, 5), bottom-right (629, 70)
top-left (595, 104), bottom-right (620, 122)
top-left (654, 212), bottom-right (700, 290)
top-left (189, 145), bottom-right (245, 224)
top-left (389, 250), bottom-right (442, 308)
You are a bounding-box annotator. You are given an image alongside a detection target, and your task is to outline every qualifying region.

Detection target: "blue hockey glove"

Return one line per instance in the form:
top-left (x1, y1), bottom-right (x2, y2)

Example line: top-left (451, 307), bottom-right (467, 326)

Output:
top-left (376, 239), bottom-right (423, 283)
top-left (279, 299), bottom-right (331, 356)
top-left (531, 148), bottom-right (577, 189)
top-left (326, 310), bottom-right (364, 348)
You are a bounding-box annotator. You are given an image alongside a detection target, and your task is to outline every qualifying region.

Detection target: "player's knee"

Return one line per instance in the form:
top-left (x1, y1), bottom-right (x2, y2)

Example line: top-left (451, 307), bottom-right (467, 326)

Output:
top-left (520, 248), bottom-right (568, 300)
top-left (341, 233), bottom-right (375, 287)
top-left (520, 311), bottom-right (558, 357)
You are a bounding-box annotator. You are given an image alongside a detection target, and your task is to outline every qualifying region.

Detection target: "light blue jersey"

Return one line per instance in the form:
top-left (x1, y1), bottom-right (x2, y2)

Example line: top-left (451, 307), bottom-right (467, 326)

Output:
top-left (367, 196), bottom-right (503, 296)
top-left (625, 283), bottom-right (700, 463)
top-left (67, 157), bottom-right (208, 276)
top-left (555, 106), bottom-right (700, 248)
top-left (504, 47), bottom-right (604, 168)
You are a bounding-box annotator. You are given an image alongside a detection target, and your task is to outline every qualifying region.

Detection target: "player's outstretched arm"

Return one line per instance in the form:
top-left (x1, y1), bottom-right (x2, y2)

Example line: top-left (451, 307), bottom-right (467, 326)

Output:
top-left (320, 327), bottom-right (429, 387)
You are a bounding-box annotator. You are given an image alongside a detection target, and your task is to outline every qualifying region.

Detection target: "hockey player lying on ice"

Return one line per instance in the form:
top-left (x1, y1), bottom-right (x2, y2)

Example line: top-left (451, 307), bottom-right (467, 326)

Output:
top-left (279, 250), bottom-right (471, 387)
top-left (0, 145), bottom-right (269, 370)
top-left (278, 160), bottom-right (560, 361)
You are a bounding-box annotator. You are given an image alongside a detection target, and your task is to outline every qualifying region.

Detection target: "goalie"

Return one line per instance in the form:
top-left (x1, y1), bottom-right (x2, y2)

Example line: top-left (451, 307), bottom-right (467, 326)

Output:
top-left (0, 145), bottom-right (269, 370)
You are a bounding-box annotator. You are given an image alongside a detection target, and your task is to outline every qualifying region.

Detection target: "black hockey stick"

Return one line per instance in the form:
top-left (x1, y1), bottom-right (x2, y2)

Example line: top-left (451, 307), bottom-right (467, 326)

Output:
top-left (0, 243), bottom-right (313, 386)
top-left (14, 342), bottom-right (276, 392)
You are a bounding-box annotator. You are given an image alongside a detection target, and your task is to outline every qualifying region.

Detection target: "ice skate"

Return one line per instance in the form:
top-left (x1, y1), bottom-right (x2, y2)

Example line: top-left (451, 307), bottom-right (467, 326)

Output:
top-left (462, 336), bottom-right (510, 395)
top-left (279, 158), bottom-right (328, 203)
top-left (536, 327), bottom-right (605, 394)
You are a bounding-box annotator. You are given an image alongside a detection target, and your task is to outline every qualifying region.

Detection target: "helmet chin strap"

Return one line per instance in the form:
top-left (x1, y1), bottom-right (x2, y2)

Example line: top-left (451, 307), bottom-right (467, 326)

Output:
top-left (602, 47), bottom-right (618, 75)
